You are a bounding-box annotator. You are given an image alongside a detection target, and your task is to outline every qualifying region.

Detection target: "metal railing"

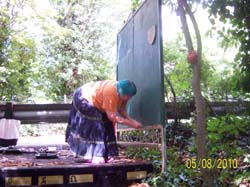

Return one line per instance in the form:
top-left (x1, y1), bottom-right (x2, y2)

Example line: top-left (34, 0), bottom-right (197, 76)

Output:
top-left (0, 101), bottom-right (248, 124)
top-left (0, 102), bottom-right (71, 124)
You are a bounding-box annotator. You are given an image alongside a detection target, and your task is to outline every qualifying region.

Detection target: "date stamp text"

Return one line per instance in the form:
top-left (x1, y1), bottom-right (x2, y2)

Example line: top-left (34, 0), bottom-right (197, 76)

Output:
top-left (185, 158), bottom-right (238, 169)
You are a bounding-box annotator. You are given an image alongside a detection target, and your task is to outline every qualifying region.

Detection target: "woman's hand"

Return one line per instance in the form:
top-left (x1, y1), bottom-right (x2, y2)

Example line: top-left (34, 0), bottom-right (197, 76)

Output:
top-left (132, 120), bottom-right (142, 129)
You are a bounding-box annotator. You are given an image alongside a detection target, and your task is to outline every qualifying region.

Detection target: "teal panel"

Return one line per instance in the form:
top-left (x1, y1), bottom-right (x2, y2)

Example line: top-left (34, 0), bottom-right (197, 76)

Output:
top-left (117, 0), bottom-right (165, 126)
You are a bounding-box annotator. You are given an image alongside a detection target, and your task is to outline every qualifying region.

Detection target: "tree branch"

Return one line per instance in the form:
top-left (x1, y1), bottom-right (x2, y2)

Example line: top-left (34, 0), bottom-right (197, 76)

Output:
top-left (177, 0), bottom-right (194, 52)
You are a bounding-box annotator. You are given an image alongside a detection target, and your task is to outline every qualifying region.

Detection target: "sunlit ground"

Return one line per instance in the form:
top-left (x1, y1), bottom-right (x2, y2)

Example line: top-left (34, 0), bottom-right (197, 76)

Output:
top-left (17, 135), bottom-right (66, 146)
top-left (17, 123), bottom-right (67, 146)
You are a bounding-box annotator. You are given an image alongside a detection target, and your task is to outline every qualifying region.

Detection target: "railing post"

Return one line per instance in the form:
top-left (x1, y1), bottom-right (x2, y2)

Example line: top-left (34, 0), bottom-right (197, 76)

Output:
top-left (4, 102), bottom-right (13, 119)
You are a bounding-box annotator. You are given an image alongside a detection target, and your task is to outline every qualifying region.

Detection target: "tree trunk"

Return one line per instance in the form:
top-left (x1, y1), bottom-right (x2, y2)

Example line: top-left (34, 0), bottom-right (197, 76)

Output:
top-left (177, 0), bottom-right (213, 186)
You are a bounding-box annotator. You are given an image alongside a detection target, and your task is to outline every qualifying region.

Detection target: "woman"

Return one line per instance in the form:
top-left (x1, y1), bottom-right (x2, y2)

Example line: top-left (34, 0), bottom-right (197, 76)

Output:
top-left (65, 79), bottom-right (142, 164)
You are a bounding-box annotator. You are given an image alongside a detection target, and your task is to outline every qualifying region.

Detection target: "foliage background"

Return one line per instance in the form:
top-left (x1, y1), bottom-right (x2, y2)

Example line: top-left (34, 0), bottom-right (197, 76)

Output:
top-left (0, 0), bottom-right (130, 102)
top-left (1, 0), bottom-right (250, 186)
top-left (1, 0), bottom-right (249, 103)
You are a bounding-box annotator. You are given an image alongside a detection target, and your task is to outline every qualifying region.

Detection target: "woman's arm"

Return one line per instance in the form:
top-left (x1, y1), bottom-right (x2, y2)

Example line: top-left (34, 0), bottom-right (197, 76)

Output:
top-left (118, 106), bottom-right (130, 119)
top-left (118, 101), bottom-right (140, 123)
top-left (106, 111), bottom-right (142, 129)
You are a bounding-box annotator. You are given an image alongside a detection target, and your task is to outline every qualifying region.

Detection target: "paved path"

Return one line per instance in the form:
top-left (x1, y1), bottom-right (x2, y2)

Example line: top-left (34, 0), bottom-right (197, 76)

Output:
top-left (17, 135), bottom-right (67, 146)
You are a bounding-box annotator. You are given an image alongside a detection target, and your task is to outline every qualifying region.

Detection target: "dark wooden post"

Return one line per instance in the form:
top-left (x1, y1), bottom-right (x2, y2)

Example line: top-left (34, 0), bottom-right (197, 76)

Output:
top-left (4, 102), bottom-right (13, 119)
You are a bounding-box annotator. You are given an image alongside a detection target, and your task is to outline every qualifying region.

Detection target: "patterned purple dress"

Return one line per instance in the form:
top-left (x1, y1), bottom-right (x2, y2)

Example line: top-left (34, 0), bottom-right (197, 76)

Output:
top-left (65, 87), bottom-right (118, 160)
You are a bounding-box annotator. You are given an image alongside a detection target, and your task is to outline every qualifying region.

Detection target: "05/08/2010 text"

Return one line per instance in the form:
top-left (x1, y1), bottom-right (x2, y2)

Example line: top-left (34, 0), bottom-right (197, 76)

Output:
top-left (185, 158), bottom-right (238, 169)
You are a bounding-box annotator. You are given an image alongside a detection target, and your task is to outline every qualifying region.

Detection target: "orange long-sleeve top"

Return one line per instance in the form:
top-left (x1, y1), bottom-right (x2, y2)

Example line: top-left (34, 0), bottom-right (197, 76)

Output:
top-left (81, 80), bottom-right (120, 113)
